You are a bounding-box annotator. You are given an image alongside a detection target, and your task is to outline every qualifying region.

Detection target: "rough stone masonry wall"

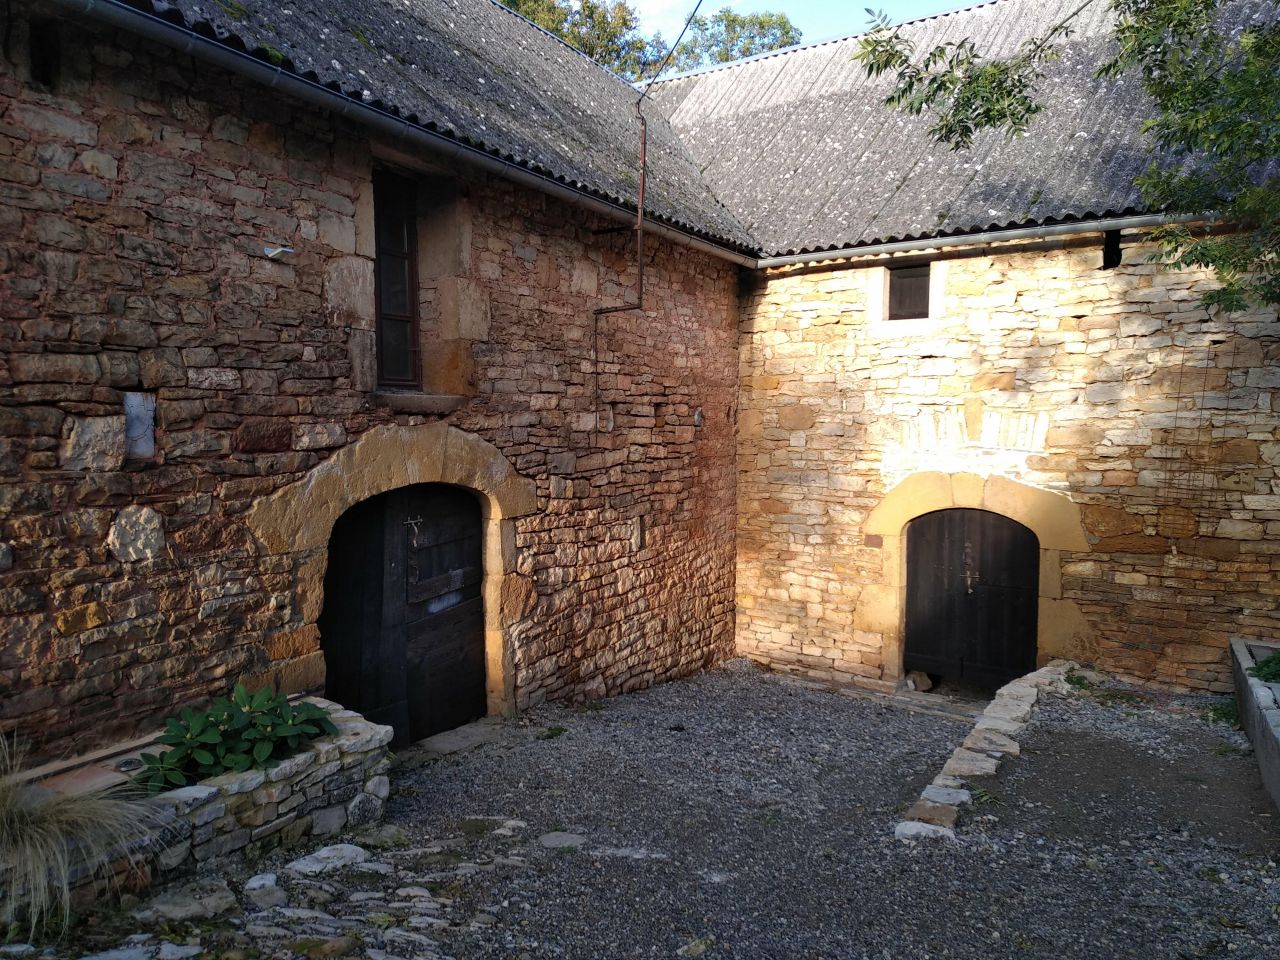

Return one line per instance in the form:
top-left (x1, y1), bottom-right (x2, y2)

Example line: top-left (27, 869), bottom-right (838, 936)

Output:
top-left (738, 238), bottom-right (1280, 692)
top-left (0, 8), bottom-right (738, 759)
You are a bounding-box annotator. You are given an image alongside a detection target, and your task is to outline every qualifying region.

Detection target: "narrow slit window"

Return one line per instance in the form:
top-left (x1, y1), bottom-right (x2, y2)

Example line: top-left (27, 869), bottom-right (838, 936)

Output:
top-left (1101, 229), bottom-right (1122, 270)
top-left (887, 264), bottom-right (930, 320)
top-left (373, 168), bottom-right (421, 388)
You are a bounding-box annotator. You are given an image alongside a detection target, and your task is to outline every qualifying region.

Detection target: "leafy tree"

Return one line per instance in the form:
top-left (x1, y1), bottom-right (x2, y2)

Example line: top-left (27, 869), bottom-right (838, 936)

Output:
top-left (855, 1), bottom-right (1280, 313)
top-left (505, 0), bottom-right (662, 79)
top-left (504, 0), bottom-right (800, 81)
top-left (669, 8), bottom-right (803, 73)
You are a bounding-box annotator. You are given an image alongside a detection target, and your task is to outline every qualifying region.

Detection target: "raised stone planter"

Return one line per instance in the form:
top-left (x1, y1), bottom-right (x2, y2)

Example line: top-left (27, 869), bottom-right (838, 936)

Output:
top-left (1230, 638), bottom-right (1280, 813)
top-left (147, 698), bottom-right (393, 872)
top-left (4, 699), bottom-right (393, 909)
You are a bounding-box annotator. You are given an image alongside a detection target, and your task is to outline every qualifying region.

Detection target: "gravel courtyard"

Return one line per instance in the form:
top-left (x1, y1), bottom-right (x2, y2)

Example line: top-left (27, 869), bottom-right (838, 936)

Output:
top-left (65, 661), bottom-right (1280, 960)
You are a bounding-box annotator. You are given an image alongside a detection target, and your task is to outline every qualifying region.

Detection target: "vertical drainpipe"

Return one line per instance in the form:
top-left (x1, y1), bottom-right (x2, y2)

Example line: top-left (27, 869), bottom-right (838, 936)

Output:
top-left (592, 101), bottom-right (648, 444)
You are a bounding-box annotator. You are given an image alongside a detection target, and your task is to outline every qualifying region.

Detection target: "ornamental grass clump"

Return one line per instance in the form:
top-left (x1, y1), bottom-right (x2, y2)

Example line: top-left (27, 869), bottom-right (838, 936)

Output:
top-left (135, 684), bottom-right (337, 794)
top-left (0, 736), bottom-right (157, 939)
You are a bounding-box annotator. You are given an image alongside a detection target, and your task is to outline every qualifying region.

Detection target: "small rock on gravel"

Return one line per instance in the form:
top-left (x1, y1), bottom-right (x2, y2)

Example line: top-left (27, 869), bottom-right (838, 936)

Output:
top-left (285, 844), bottom-right (370, 875)
top-left (244, 872), bottom-right (288, 909)
top-left (537, 831), bottom-right (586, 848)
top-left (134, 878), bottom-right (237, 922)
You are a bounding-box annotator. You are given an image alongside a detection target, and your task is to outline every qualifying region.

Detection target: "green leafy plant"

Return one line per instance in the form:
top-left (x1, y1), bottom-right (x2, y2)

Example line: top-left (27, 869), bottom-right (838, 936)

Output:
top-left (1249, 651), bottom-right (1280, 684)
top-left (1203, 700), bottom-right (1240, 728)
top-left (1, 737), bottom-right (157, 938)
top-left (972, 787), bottom-right (1005, 807)
top-left (135, 685), bottom-right (337, 794)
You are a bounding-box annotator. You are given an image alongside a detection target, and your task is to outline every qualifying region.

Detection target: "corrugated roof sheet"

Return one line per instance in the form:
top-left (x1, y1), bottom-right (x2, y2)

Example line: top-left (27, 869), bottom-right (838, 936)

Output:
top-left (120, 0), bottom-right (755, 250)
top-left (648, 0), bottom-right (1271, 257)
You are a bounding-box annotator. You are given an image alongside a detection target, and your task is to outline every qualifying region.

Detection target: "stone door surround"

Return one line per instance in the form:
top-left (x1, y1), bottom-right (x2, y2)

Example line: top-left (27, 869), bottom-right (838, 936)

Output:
top-left (246, 423), bottom-right (538, 717)
top-left (863, 471), bottom-right (1093, 682)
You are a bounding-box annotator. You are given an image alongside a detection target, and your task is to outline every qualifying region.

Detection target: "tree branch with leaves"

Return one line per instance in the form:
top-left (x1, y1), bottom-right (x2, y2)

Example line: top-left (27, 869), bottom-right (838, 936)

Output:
top-left (856, 0), bottom-right (1280, 312)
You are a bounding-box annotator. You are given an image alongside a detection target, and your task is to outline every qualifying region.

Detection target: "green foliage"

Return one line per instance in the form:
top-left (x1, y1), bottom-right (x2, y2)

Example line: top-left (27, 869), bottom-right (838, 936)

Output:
top-left (135, 685), bottom-right (337, 794)
top-left (505, 0), bottom-right (660, 79)
top-left (971, 786), bottom-right (1005, 806)
top-left (1202, 699), bottom-right (1240, 728)
top-left (1249, 651), bottom-right (1280, 683)
top-left (668, 8), bottom-right (803, 73)
top-left (1065, 671), bottom-right (1095, 690)
top-left (503, 0), bottom-right (799, 80)
top-left (854, 0), bottom-right (1280, 313)
top-left (1, 737), bottom-right (157, 938)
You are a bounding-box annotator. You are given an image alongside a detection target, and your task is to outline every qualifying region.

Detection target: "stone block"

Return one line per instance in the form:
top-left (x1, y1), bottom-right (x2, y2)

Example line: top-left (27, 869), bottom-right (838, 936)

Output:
top-left (894, 820), bottom-right (955, 842)
top-left (904, 799), bottom-right (959, 828)
top-left (310, 804), bottom-right (347, 836)
top-left (106, 506), bottom-right (165, 562)
top-left (438, 277), bottom-right (491, 340)
top-left (60, 415), bottom-right (125, 471)
top-left (346, 791), bottom-right (383, 827)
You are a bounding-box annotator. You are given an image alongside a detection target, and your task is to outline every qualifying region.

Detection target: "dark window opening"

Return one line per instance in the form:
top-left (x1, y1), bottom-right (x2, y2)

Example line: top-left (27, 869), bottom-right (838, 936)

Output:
top-left (887, 264), bottom-right (930, 320)
top-left (1102, 229), bottom-right (1122, 270)
top-left (28, 21), bottom-right (62, 91)
top-left (373, 168), bottom-right (421, 388)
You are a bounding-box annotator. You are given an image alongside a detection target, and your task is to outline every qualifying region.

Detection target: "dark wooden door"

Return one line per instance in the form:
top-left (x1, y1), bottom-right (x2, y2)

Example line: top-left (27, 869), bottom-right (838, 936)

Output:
top-left (320, 485), bottom-right (486, 745)
top-left (904, 509), bottom-right (1039, 687)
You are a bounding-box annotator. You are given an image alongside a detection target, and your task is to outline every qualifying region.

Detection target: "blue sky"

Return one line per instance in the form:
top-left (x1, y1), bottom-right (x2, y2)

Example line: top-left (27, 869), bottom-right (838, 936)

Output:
top-left (633, 0), bottom-right (973, 46)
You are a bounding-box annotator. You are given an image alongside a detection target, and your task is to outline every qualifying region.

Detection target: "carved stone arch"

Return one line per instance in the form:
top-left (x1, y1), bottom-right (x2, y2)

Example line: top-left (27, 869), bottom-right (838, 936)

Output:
top-left (860, 471), bottom-right (1093, 683)
top-left (244, 423), bottom-right (538, 717)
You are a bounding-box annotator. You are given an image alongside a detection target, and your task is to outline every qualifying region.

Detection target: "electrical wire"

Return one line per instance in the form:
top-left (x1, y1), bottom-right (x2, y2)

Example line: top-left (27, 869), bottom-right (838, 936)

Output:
top-left (638, 0), bottom-right (706, 103)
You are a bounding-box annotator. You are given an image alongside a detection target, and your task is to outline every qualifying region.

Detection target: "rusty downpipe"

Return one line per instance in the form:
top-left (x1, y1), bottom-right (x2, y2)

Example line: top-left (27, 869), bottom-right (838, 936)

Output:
top-left (591, 101), bottom-right (647, 442)
top-left (595, 100), bottom-right (647, 319)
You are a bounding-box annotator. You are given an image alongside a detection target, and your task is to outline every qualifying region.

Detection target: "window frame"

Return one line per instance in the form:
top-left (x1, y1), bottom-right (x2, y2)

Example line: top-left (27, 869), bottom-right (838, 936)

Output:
top-left (372, 167), bottom-right (422, 390)
top-left (886, 263), bottom-right (931, 321)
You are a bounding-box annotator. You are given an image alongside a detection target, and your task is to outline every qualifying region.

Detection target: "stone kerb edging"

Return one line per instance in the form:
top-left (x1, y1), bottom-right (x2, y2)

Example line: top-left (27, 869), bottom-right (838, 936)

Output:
top-left (894, 660), bottom-right (1075, 841)
top-left (146, 698), bottom-right (393, 873)
top-left (1230, 638), bottom-right (1280, 814)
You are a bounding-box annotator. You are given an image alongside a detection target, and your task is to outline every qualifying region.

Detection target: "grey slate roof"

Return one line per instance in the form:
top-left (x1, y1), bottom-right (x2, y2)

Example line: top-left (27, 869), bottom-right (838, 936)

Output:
top-left (126, 0), bottom-right (755, 251)
top-left (647, 0), bottom-right (1268, 257)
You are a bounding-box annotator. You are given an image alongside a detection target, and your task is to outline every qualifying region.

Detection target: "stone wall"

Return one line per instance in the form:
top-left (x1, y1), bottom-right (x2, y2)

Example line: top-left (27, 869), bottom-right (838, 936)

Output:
top-left (0, 7), bottom-right (739, 758)
top-left (738, 237), bottom-right (1280, 692)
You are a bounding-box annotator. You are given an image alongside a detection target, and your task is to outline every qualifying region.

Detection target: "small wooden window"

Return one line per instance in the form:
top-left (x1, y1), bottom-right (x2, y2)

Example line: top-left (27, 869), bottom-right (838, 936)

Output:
top-left (1101, 229), bottom-right (1122, 270)
top-left (373, 169), bottom-right (421, 388)
top-left (887, 264), bottom-right (930, 320)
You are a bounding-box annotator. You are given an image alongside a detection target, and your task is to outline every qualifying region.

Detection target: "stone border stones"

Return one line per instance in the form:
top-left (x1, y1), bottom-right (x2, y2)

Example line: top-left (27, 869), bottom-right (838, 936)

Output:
top-left (1231, 638), bottom-right (1280, 814)
top-left (895, 660), bottom-right (1075, 841)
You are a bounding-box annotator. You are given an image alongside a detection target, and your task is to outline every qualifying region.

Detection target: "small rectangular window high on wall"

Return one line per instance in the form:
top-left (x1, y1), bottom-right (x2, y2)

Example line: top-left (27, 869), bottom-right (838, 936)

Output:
top-left (1102, 229), bottom-right (1122, 270)
top-left (373, 169), bottom-right (421, 388)
top-left (887, 264), bottom-right (930, 320)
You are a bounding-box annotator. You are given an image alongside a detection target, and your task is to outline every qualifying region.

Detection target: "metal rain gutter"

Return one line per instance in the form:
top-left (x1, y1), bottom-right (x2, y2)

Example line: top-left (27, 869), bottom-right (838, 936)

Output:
top-left (51, 0), bottom-right (759, 269)
top-left (754, 213), bottom-right (1191, 269)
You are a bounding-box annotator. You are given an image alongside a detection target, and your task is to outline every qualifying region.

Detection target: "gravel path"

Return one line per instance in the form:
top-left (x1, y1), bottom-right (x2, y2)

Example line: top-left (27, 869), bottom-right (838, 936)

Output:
top-left (58, 661), bottom-right (1280, 960)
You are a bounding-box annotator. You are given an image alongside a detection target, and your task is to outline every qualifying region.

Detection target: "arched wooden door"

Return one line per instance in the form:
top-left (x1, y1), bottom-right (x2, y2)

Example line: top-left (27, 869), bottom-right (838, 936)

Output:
top-left (319, 484), bottom-right (486, 745)
top-left (904, 508), bottom-right (1039, 687)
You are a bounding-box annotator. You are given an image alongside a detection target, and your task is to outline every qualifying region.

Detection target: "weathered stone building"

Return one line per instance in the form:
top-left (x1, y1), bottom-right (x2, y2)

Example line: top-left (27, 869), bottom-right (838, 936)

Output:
top-left (2, 0), bottom-right (1276, 759)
